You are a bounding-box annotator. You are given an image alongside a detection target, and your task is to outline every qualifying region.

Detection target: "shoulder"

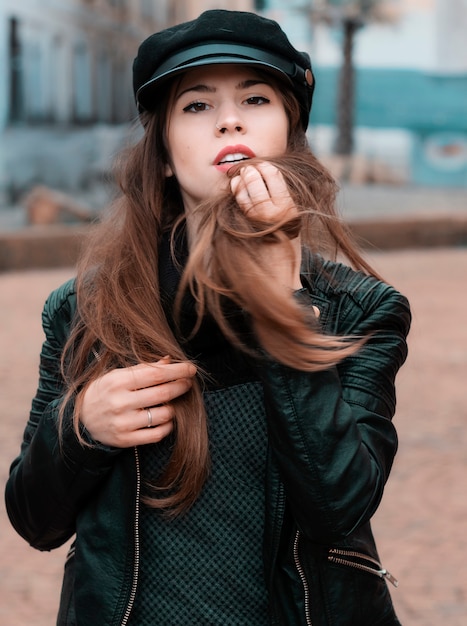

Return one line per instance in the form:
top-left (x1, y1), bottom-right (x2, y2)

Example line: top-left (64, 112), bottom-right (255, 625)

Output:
top-left (43, 277), bottom-right (77, 318)
top-left (42, 278), bottom-right (78, 343)
top-left (301, 255), bottom-right (411, 336)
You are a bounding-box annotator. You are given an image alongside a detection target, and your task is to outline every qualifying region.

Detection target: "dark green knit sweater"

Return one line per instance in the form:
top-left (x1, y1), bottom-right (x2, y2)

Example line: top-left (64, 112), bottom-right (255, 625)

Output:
top-left (129, 379), bottom-right (269, 625)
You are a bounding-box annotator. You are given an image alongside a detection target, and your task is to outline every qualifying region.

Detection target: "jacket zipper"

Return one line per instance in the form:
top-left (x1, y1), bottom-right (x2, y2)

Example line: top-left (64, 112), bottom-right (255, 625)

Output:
top-left (90, 348), bottom-right (142, 624)
top-left (328, 548), bottom-right (399, 587)
top-left (120, 446), bottom-right (142, 626)
top-left (293, 530), bottom-right (313, 626)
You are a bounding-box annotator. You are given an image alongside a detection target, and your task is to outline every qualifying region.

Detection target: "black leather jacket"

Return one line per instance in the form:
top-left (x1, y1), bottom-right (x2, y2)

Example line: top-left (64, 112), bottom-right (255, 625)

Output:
top-left (5, 256), bottom-right (410, 625)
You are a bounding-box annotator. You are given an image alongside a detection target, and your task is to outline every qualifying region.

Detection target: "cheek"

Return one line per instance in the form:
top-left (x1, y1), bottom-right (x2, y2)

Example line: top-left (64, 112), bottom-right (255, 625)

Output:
top-left (267, 110), bottom-right (289, 148)
top-left (168, 131), bottom-right (196, 167)
top-left (269, 121), bottom-right (289, 154)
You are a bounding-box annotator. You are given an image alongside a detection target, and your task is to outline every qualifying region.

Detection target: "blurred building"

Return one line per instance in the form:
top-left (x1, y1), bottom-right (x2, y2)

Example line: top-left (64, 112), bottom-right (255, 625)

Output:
top-left (2, 0), bottom-right (465, 199)
top-left (170, 0), bottom-right (253, 22)
top-left (0, 0), bottom-right (254, 201)
top-left (0, 0), bottom-right (255, 129)
top-left (0, 0), bottom-right (173, 128)
top-left (260, 0), bottom-right (467, 186)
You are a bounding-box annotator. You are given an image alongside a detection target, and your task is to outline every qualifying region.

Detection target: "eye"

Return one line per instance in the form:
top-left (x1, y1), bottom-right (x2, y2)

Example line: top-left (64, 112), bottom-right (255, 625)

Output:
top-left (244, 95), bottom-right (270, 105)
top-left (182, 101), bottom-right (211, 113)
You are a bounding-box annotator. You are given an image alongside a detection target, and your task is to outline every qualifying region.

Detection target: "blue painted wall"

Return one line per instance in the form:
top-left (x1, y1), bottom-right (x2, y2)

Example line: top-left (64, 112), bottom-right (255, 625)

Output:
top-left (311, 67), bottom-right (467, 186)
top-left (311, 67), bottom-right (467, 133)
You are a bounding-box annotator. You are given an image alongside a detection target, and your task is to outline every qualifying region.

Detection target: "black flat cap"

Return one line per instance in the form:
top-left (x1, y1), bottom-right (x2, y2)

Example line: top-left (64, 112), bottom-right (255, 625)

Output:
top-left (133, 9), bottom-right (315, 129)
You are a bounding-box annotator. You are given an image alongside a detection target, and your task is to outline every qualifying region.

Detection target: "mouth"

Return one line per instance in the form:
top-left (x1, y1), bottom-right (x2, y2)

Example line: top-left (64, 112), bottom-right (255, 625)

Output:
top-left (214, 145), bottom-right (256, 172)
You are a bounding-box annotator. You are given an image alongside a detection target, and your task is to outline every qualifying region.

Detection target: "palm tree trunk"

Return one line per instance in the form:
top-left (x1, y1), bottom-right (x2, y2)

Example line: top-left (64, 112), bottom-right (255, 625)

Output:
top-left (334, 18), bottom-right (361, 155)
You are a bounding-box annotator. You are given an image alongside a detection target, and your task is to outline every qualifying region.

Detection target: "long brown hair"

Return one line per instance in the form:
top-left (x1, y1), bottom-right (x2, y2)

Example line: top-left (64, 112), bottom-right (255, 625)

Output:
top-left (60, 69), bottom-right (378, 516)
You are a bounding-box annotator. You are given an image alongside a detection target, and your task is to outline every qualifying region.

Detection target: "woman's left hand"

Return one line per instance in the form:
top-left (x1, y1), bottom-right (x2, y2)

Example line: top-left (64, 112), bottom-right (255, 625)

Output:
top-left (230, 162), bottom-right (302, 290)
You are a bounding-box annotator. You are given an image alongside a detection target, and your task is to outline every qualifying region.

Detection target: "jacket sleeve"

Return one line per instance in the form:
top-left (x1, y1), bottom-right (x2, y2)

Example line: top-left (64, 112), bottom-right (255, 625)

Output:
top-left (4, 281), bottom-right (121, 551)
top-left (258, 274), bottom-right (411, 544)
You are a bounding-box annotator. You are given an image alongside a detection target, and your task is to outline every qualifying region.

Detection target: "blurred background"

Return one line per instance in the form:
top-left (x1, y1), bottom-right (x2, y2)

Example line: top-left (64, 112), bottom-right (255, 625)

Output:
top-left (0, 0), bottom-right (466, 216)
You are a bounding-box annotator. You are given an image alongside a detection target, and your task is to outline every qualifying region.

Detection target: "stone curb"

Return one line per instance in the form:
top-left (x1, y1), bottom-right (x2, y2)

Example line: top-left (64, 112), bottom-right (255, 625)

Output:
top-left (347, 212), bottom-right (467, 250)
top-left (1, 213), bottom-right (467, 272)
top-left (0, 225), bottom-right (89, 272)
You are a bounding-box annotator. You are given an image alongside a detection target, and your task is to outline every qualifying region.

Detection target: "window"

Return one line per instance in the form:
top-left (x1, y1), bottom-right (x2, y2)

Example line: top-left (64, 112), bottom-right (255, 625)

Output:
top-left (96, 51), bottom-right (112, 122)
top-left (24, 41), bottom-right (44, 121)
top-left (73, 43), bottom-right (93, 122)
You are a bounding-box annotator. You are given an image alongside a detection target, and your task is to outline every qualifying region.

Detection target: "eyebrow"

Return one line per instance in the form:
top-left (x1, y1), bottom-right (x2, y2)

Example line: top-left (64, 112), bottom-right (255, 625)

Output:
top-left (175, 79), bottom-right (270, 101)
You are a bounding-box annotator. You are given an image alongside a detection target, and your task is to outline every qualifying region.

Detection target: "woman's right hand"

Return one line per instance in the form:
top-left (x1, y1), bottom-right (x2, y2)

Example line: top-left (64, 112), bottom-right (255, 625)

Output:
top-left (80, 357), bottom-right (196, 448)
top-left (230, 162), bottom-right (303, 291)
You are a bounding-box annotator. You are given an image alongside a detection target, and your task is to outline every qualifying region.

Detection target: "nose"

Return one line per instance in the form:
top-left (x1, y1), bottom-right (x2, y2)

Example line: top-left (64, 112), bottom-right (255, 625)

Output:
top-left (215, 105), bottom-right (245, 136)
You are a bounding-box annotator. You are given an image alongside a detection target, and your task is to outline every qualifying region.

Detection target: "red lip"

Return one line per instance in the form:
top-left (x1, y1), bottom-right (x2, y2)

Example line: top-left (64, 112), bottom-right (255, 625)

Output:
top-left (213, 144), bottom-right (256, 172)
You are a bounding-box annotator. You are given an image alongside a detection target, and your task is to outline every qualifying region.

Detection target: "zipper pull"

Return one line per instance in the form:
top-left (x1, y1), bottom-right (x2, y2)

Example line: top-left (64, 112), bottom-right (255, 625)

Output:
top-left (381, 569), bottom-right (399, 588)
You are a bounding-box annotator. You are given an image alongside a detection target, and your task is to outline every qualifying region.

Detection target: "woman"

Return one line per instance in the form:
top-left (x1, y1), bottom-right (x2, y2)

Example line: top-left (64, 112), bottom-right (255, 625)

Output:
top-left (5, 9), bottom-right (410, 625)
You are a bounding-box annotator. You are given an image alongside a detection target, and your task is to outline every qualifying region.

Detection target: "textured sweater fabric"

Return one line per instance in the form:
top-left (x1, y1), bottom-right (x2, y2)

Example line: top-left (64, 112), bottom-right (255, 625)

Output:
top-left (129, 382), bottom-right (268, 625)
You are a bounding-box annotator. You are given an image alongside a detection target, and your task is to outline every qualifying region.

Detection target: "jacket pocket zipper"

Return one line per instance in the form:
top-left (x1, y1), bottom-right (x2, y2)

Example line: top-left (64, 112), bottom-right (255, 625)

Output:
top-left (294, 530), bottom-right (313, 626)
top-left (328, 548), bottom-right (399, 587)
top-left (65, 545), bottom-right (75, 565)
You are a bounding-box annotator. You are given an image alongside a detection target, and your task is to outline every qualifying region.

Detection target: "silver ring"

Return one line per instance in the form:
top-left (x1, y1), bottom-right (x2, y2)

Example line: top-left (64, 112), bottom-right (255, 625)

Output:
top-left (146, 408), bottom-right (153, 428)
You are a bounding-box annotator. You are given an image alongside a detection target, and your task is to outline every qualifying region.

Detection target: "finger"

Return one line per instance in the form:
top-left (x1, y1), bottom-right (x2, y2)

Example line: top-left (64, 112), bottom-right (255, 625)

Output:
top-left (231, 166), bottom-right (271, 218)
top-left (130, 376), bottom-right (193, 411)
top-left (85, 403), bottom-right (175, 447)
top-left (239, 165), bottom-right (270, 206)
top-left (109, 420), bottom-right (175, 448)
top-left (128, 421), bottom-right (175, 446)
top-left (230, 175), bottom-right (241, 195)
top-left (255, 162), bottom-right (292, 208)
top-left (139, 404), bottom-right (175, 430)
top-left (231, 173), bottom-right (253, 212)
top-left (123, 361), bottom-right (197, 391)
top-left (235, 165), bottom-right (295, 222)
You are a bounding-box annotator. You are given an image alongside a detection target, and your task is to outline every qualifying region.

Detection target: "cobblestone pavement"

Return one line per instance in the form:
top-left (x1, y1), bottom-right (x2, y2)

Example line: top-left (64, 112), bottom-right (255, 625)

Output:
top-left (1, 248), bottom-right (466, 625)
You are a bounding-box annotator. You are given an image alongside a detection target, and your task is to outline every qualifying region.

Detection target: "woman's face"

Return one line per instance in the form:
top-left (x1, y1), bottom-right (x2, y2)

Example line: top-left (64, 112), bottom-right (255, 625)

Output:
top-left (165, 64), bottom-right (289, 213)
